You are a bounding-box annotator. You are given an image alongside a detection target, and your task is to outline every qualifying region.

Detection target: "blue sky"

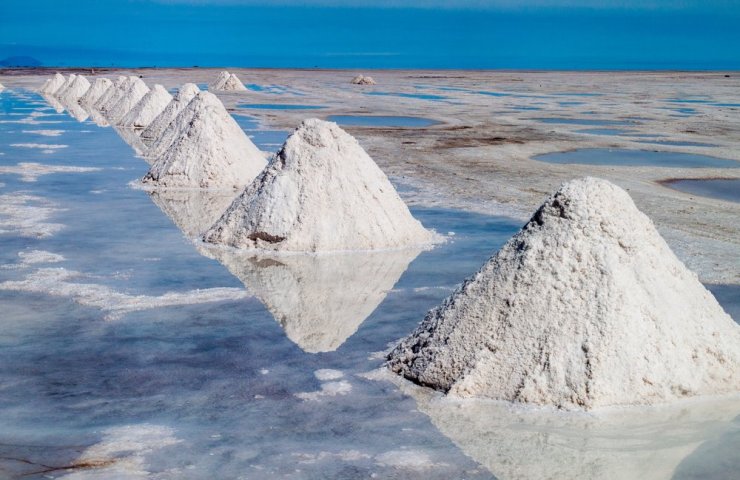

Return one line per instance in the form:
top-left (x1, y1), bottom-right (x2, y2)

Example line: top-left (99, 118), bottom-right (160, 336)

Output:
top-left (1, 1), bottom-right (738, 69)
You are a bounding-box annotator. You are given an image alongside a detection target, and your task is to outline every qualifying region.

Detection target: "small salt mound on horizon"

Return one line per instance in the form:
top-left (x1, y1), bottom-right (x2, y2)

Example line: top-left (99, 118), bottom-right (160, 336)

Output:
top-left (39, 73), bottom-right (65, 94)
top-left (140, 83), bottom-right (200, 149)
top-left (119, 84), bottom-right (173, 129)
top-left (351, 74), bottom-right (376, 85)
top-left (203, 118), bottom-right (436, 252)
top-left (142, 91), bottom-right (266, 189)
top-left (107, 77), bottom-right (150, 124)
top-left (219, 73), bottom-right (247, 91)
top-left (57, 74), bottom-right (91, 102)
top-left (209, 70), bottom-right (231, 90)
top-left (387, 177), bottom-right (740, 410)
top-left (79, 77), bottom-right (113, 105)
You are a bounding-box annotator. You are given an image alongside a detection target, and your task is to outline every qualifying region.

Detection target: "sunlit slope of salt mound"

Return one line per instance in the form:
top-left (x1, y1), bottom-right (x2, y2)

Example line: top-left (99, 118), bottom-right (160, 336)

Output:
top-left (219, 73), bottom-right (247, 91)
top-left (95, 75), bottom-right (133, 113)
top-left (39, 73), bottom-right (65, 94)
top-left (107, 77), bottom-right (150, 124)
top-left (209, 70), bottom-right (230, 90)
top-left (203, 119), bottom-right (436, 252)
top-left (57, 74), bottom-right (90, 102)
top-left (148, 189), bottom-right (238, 238)
top-left (79, 77), bottom-right (113, 106)
top-left (142, 91), bottom-right (266, 189)
top-left (386, 372), bottom-right (740, 480)
top-left (140, 83), bottom-right (200, 149)
top-left (207, 247), bottom-right (421, 353)
top-left (387, 177), bottom-right (740, 410)
top-left (119, 84), bottom-right (173, 129)
top-left (52, 74), bottom-right (76, 96)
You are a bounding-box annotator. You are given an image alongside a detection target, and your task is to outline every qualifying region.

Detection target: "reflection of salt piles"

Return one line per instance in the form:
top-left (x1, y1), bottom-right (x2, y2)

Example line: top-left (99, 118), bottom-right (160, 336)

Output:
top-left (119, 84), bottom-right (172, 129)
top-left (220, 73), bottom-right (247, 91)
top-left (388, 177), bottom-right (740, 410)
top-left (207, 247), bottom-right (421, 353)
top-left (41, 93), bottom-right (65, 113)
top-left (140, 83), bottom-right (200, 148)
top-left (39, 73), bottom-right (65, 94)
top-left (209, 71), bottom-right (231, 90)
top-left (53, 74), bottom-right (77, 96)
top-left (113, 126), bottom-right (148, 155)
top-left (79, 77), bottom-right (113, 106)
top-left (0, 83), bottom-right (4, 92)
top-left (148, 189), bottom-right (238, 238)
top-left (57, 94), bottom-right (89, 122)
top-left (56, 74), bottom-right (90, 102)
top-left (142, 91), bottom-right (266, 189)
top-left (204, 119), bottom-right (435, 252)
top-left (95, 76), bottom-right (131, 113)
top-left (107, 77), bottom-right (150, 124)
top-left (391, 375), bottom-right (739, 480)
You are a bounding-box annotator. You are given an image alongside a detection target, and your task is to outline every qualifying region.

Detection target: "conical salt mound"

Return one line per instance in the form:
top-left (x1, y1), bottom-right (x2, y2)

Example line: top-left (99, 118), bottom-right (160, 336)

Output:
top-left (219, 73), bottom-right (247, 91)
top-left (119, 84), bottom-right (173, 129)
top-left (95, 76), bottom-right (131, 113)
top-left (107, 77), bottom-right (150, 124)
top-left (140, 83), bottom-right (200, 147)
top-left (209, 71), bottom-right (230, 90)
top-left (57, 74), bottom-right (90, 102)
top-left (351, 74), bottom-right (376, 85)
top-left (203, 119), bottom-right (435, 252)
top-left (388, 177), bottom-right (740, 410)
top-left (142, 91), bottom-right (266, 189)
top-left (53, 74), bottom-right (76, 97)
top-left (39, 73), bottom-right (65, 94)
top-left (79, 77), bottom-right (112, 105)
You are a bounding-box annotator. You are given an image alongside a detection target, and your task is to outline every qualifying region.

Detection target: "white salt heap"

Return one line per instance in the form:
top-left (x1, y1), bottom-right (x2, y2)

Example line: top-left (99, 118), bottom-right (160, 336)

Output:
top-left (39, 73), bottom-right (65, 94)
top-left (79, 77), bottom-right (113, 105)
top-left (220, 73), bottom-right (247, 91)
top-left (209, 71), bottom-right (231, 90)
top-left (53, 74), bottom-right (77, 97)
top-left (203, 119), bottom-right (435, 252)
top-left (140, 83), bottom-right (200, 146)
top-left (351, 74), bottom-right (376, 85)
top-left (387, 177), bottom-right (740, 410)
top-left (119, 84), bottom-right (173, 129)
top-left (56, 74), bottom-right (90, 101)
top-left (107, 77), bottom-right (150, 124)
top-left (142, 91), bottom-right (265, 189)
top-left (95, 76), bottom-right (132, 113)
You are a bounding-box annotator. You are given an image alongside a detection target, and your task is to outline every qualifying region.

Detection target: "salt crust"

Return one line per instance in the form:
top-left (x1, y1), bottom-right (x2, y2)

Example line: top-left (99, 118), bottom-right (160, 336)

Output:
top-left (387, 177), bottom-right (740, 410)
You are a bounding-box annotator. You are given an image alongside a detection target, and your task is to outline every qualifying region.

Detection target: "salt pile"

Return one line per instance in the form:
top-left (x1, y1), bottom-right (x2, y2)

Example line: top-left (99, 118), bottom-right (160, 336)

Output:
top-left (56, 74), bottom-right (90, 101)
top-left (53, 74), bottom-right (77, 97)
top-left (106, 77), bottom-right (150, 124)
top-left (209, 71), bottom-right (231, 90)
top-left (142, 91), bottom-right (266, 189)
top-left (95, 76), bottom-right (132, 113)
top-left (39, 73), bottom-right (65, 94)
top-left (140, 83), bottom-right (200, 146)
top-left (203, 119), bottom-right (435, 252)
top-left (79, 77), bottom-right (113, 105)
top-left (351, 75), bottom-right (376, 85)
top-left (119, 84), bottom-right (173, 129)
top-left (388, 177), bottom-right (740, 410)
top-left (220, 73), bottom-right (247, 91)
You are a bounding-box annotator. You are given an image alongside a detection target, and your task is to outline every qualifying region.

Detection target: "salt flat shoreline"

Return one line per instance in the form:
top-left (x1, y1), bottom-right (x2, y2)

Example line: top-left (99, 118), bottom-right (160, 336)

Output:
top-left (3, 68), bottom-right (739, 283)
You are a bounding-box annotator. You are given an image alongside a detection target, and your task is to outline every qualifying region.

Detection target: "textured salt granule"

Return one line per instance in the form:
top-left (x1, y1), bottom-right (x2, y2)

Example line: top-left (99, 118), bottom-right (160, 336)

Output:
top-left (118, 84), bottom-right (173, 129)
top-left (107, 77), bottom-right (150, 124)
top-left (39, 73), bottom-right (65, 94)
top-left (203, 118), bottom-right (436, 252)
top-left (57, 74), bottom-right (90, 102)
top-left (79, 77), bottom-right (113, 105)
top-left (142, 91), bottom-right (265, 189)
top-left (387, 177), bottom-right (740, 410)
top-left (209, 71), bottom-right (231, 90)
top-left (140, 83), bottom-right (200, 148)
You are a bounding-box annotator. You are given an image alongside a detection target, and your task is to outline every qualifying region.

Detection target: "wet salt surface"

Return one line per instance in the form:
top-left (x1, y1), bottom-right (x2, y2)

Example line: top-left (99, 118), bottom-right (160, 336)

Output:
top-left (576, 127), bottom-right (636, 136)
top-left (535, 117), bottom-right (636, 126)
top-left (238, 103), bottom-right (326, 110)
top-left (535, 148), bottom-right (740, 168)
top-left (366, 92), bottom-right (449, 101)
top-left (327, 115), bottom-right (440, 128)
top-left (637, 139), bottom-right (717, 148)
top-left (0, 90), bottom-right (738, 479)
top-left (662, 178), bottom-right (740, 204)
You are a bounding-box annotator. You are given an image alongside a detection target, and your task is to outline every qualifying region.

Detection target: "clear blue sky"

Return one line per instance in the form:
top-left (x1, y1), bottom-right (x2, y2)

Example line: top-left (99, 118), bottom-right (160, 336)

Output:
top-left (1, 0), bottom-right (738, 69)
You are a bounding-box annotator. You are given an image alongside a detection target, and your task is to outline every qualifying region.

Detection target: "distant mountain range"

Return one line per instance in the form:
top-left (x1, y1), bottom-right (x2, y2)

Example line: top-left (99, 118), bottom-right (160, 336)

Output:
top-left (0, 56), bottom-right (42, 67)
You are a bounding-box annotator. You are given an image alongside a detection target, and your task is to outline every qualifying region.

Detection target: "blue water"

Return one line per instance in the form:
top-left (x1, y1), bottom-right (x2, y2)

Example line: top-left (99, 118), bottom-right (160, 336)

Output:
top-left (576, 128), bottom-right (636, 136)
top-left (637, 140), bottom-right (716, 147)
top-left (327, 115), bottom-right (440, 128)
top-left (535, 148), bottom-right (740, 168)
top-left (663, 178), bottom-right (740, 203)
top-left (366, 92), bottom-right (449, 101)
top-left (238, 103), bottom-right (325, 110)
top-left (536, 117), bottom-right (636, 126)
top-left (1, 3), bottom-right (740, 69)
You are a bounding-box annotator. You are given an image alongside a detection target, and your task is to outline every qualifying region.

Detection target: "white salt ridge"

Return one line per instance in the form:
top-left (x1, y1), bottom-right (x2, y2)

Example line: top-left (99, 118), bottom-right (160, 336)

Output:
top-left (95, 76), bottom-right (131, 113)
top-left (203, 119), bottom-right (436, 252)
top-left (387, 177), bottom-right (740, 410)
top-left (53, 74), bottom-right (77, 96)
top-left (140, 83), bottom-right (200, 147)
top-left (0, 162), bottom-right (100, 182)
top-left (107, 77), bottom-right (150, 124)
top-left (119, 84), bottom-right (173, 129)
top-left (142, 91), bottom-right (265, 189)
top-left (57, 74), bottom-right (91, 101)
top-left (79, 77), bottom-right (113, 105)
top-left (39, 73), bottom-right (66, 94)
top-left (209, 70), bottom-right (231, 90)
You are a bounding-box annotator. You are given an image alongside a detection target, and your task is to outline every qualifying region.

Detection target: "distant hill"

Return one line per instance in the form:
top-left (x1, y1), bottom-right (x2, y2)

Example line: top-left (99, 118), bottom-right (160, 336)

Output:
top-left (0, 56), bottom-right (42, 67)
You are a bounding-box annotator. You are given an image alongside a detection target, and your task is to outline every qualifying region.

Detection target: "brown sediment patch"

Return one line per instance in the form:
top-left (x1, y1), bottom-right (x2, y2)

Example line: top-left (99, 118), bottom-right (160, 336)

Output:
top-left (4, 456), bottom-right (118, 477)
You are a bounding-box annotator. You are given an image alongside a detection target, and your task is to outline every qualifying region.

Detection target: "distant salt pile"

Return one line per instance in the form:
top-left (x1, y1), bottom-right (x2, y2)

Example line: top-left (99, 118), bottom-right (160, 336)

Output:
top-left (203, 119), bottom-right (435, 252)
top-left (140, 83), bottom-right (200, 146)
top-left (209, 71), bottom-right (231, 90)
top-left (388, 177), bottom-right (740, 410)
top-left (53, 74), bottom-right (77, 97)
top-left (119, 84), bottom-right (173, 129)
top-left (57, 74), bottom-right (90, 101)
top-left (220, 73), bottom-right (247, 91)
top-left (95, 76), bottom-right (132, 113)
top-left (142, 91), bottom-right (266, 189)
top-left (351, 74), bottom-right (376, 85)
top-left (79, 77), bottom-right (113, 105)
top-left (39, 73), bottom-right (65, 94)
top-left (107, 77), bottom-right (150, 124)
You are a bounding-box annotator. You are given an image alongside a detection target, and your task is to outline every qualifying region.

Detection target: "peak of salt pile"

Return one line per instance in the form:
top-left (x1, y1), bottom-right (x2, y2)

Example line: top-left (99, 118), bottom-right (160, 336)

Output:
top-left (53, 74), bottom-right (77, 96)
top-left (57, 74), bottom-right (90, 101)
top-left (388, 177), bottom-right (740, 410)
top-left (209, 71), bottom-right (231, 90)
top-left (219, 73), bottom-right (247, 91)
top-left (142, 91), bottom-right (266, 189)
top-left (79, 77), bottom-right (112, 105)
top-left (351, 74), bottom-right (376, 85)
top-left (119, 84), bottom-right (173, 129)
top-left (107, 77), bottom-right (150, 124)
top-left (95, 76), bottom-right (132, 113)
top-left (39, 73), bottom-right (65, 94)
top-left (203, 119), bottom-right (435, 252)
top-left (140, 83), bottom-right (200, 147)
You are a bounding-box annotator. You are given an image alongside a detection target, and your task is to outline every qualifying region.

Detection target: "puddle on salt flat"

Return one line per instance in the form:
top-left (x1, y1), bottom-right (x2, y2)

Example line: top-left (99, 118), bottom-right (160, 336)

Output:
top-left (535, 117), bottom-right (636, 126)
top-left (366, 92), bottom-right (449, 101)
top-left (667, 98), bottom-right (712, 104)
top-left (534, 148), bottom-right (740, 168)
top-left (636, 139), bottom-right (716, 148)
top-left (576, 128), bottom-right (636, 136)
top-left (327, 115), bottom-right (440, 128)
top-left (661, 178), bottom-right (740, 203)
top-left (713, 103), bottom-right (740, 108)
top-left (238, 103), bottom-right (326, 110)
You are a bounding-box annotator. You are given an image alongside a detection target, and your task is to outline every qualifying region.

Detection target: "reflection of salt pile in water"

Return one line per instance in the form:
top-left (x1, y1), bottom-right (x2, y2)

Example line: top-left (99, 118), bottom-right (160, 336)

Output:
top-left (142, 91), bottom-right (266, 189)
top-left (207, 247), bottom-right (421, 353)
top-left (0, 83), bottom-right (5, 92)
top-left (388, 374), bottom-right (739, 480)
top-left (204, 119), bottom-right (435, 252)
top-left (56, 74), bottom-right (90, 102)
top-left (95, 76), bottom-right (132, 113)
top-left (119, 84), bottom-right (172, 129)
top-left (107, 77), bottom-right (150, 124)
top-left (388, 177), bottom-right (740, 410)
top-left (113, 125), bottom-right (148, 155)
top-left (148, 189), bottom-right (238, 238)
top-left (57, 93), bottom-right (89, 122)
top-left (79, 77), bottom-right (113, 106)
top-left (41, 93), bottom-right (65, 113)
top-left (39, 73), bottom-right (65, 94)
top-left (351, 74), bottom-right (376, 85)
top-left (140, 83), bottom-right (200, 147)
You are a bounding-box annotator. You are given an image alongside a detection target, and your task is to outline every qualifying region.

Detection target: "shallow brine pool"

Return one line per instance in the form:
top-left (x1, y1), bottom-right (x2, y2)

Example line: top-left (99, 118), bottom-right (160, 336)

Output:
top-left (662, 178), bottom-right (740, 204)
top-left (0, 90), bottom-right (738, 479)
top-left (327, 115), bottom-right (440, 128)
top-left (534, 148), bottom-right (740, 168)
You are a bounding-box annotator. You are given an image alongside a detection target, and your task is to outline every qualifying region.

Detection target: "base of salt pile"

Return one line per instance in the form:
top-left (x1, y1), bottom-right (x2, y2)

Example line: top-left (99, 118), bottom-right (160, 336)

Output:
top-left (387, 177), bottom-right (740, 410)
